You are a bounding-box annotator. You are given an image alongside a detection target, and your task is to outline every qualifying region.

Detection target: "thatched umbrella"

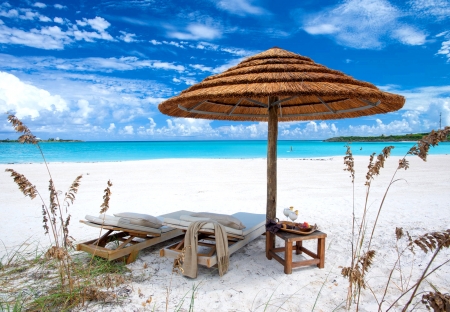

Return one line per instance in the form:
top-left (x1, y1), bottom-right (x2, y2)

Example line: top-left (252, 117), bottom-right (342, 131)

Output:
top-left (158, 47), bottom-right (405, 254)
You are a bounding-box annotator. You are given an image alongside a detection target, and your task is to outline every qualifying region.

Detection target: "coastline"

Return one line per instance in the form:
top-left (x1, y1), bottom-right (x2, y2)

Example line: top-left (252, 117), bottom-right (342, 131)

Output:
top-left (2, 156), bottom-right (449, 310)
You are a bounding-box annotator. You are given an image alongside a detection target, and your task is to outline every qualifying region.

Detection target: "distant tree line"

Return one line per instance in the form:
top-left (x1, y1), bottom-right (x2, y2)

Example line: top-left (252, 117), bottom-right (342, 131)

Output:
top-left (324, 132), bottom-right (450, 142)
top-left (0, 138), bottom-right (83, 143)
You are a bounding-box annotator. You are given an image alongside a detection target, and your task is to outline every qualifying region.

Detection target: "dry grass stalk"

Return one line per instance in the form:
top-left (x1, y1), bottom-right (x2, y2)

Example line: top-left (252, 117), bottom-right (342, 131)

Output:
top-left (408, 127), bottom-right (450, 162)
top-left (7, 114), bottom-right (38, 144)
top-left (100, 180), bottom-right (113, 214)
top-left (343, 144), bottom-right (356, 308)
top-left (4, 169), bottom-right (38, 199)
top-left (4, 114), bottom-right (129, 310)
top-left (173, 246), bottom-right (188, 274)
top-left (343, 127), bottom-right (450, 310)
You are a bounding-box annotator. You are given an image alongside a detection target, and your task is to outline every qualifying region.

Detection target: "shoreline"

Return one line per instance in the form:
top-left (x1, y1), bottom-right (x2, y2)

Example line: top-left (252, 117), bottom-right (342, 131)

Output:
top-left (1, 153), bottom-right (449, 165)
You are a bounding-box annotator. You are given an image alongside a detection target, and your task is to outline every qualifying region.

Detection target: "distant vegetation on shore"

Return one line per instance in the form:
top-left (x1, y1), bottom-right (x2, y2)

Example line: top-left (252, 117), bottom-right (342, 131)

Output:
top-left (0, 138), bottom-right (83, 143)
top-left (324, 132), bottom-right (450, 142)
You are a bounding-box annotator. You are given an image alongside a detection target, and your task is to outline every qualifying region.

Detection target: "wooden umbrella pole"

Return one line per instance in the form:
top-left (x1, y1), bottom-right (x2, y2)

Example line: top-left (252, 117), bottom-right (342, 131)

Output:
top-left (266, 96), bottom-right (278, 259)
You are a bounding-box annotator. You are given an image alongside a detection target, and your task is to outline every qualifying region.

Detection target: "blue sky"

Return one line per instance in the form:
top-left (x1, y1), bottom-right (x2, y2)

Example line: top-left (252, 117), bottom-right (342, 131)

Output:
top-left (0, 0), bottom-right (449, 141)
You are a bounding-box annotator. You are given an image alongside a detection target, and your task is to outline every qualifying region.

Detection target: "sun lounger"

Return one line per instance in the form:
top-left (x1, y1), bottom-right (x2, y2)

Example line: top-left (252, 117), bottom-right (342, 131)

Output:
top-left (77, 210), bottom-right (193, 264)
top-left (160, 212), bottom-right (266, 268)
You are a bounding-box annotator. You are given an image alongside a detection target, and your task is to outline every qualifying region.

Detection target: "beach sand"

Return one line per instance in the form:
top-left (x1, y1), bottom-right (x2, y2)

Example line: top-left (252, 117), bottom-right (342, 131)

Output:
top-left (1, 155), bottom-right (449, 311)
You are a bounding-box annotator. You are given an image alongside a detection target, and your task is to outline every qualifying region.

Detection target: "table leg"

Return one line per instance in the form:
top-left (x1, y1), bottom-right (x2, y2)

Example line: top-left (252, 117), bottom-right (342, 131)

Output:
top-left (295, 241), bottom-right (302, 255)
top-left (317, 237), bottom-right (325, 268)
top-left (266, 231), bottom-right (274, 260)
top-left (284, 239), bottom-right (292, 274)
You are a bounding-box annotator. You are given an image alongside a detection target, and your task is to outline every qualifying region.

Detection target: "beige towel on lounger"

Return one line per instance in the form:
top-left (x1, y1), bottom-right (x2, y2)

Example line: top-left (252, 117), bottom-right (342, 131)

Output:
top-left (182, 221), bottom-right (229, 278)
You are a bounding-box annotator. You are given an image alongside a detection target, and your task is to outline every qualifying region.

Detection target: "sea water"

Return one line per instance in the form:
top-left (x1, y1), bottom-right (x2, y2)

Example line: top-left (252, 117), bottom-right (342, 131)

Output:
top-left (1, 140), bottom-right (449, 164)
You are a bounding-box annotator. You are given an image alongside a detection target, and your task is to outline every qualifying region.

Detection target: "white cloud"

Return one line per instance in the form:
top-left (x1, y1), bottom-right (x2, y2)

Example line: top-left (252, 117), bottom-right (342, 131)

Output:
top-left (408, 0), bottom-right (450, 20)
top-left (216, 0), bottom-right (267, 16)
top-left (162, 40), bottom-right (186, 48)
top-left (391, 26), bottom-right (427, 45)
top-left (38, 15), bottom-right (51, 22)
top-left (73, 16), bottom-right (114, 42)
top-left (381, 85), bottom-right (450, 111)
top-left (303, 24), bottom-right (339, 35)
top-left (33, 2), bottom-right (47, 8)
top-left (146, 97), bottom-right (167, 105)
top-left (122, 125), bottom-right (134, 134)
top-left (168, 24), bottom-right (221, 40)
top-left (218, 122), bottom-right (267, 138)
top-left (0, 9), bottom-right (19, 18)
top-left (437, 38), bottom-right (450, 61)
top-left (107, 123), bottom-right (116, 133)
top-left (54, 4), bottom-right (66, 9)
top-left (301, 0), bottom-right (426, 49)
top-left (173, 76), bottom-right (197, 85)
top-left (0, 24), bottom-right (72, 49)
top-left (76, 99), bottom-right (93, 118)
top-left (0, 71), bottom-right (68, 119)
top-left (190, 64), bottom-right (213, 72)
top-left (150, 39), bottom-right (162, 45)
top-left (156, 118), bottom-right (219, 137)
top-left (0, 14), bottom-right (117, 50)
top-left (144, 117), bottom-right (157, 135)
top-left (79, 16), bottom-right (110, 33)
top-left (119, 31), bottom-right (137, 42)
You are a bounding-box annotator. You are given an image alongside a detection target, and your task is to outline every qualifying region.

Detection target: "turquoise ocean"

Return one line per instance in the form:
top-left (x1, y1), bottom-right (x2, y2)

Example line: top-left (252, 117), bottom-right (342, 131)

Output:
top-left (1, 140), bottom-right (449, 164)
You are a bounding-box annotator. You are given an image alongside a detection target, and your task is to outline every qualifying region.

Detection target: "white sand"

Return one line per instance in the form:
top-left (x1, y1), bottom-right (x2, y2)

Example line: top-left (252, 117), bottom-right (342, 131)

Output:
top-left (1, 156), bottom-right (449, 311)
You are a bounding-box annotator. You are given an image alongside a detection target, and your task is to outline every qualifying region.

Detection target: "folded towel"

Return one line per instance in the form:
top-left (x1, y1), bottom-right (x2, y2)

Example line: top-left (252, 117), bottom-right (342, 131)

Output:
top-left (182, 221), bottom-right (229, 278)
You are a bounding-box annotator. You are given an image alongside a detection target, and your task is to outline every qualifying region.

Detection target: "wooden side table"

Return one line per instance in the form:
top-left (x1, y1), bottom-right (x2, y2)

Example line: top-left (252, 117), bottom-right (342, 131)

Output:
top-left (266, 230), bottom-right (327, 274)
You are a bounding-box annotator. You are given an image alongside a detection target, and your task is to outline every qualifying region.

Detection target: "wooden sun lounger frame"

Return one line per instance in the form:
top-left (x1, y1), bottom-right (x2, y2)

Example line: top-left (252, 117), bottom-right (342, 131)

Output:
top-left (76, 220), bottom-right (184, 264)
top-left (160, 224), bottom-right (265, 268)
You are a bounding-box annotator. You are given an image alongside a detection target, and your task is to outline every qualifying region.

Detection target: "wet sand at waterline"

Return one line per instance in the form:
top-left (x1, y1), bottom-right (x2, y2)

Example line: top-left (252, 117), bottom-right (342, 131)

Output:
top-left (1, 156), bottom-right (449, 311)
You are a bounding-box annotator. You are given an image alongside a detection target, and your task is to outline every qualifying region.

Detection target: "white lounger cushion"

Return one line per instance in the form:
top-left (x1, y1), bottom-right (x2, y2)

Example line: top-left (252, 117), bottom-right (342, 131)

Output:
top-left (190, 212), bottom-right (246, 230)
top-left (113, 212), bottom-right (163, 229)
top-left (163, 216), bottom-right (243, 235)
top-left (163, 212), bottom-right (266, 236)
top-left (85, 215), bottom-right (173, 234)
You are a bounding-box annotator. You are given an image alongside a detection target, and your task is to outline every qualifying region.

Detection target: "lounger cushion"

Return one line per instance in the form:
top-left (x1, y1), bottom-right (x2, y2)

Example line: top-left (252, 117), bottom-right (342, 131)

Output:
top-left (113, 212), bottom-right (163, 229)
top-left (190, 212), bottom-right (246, 230)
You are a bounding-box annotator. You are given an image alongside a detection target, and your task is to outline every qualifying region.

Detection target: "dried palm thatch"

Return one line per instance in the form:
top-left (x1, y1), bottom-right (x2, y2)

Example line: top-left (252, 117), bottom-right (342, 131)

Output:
top-left (159, 47), bottom-right (405, 121)
top-left (158, 47), bottom-right (406, 257)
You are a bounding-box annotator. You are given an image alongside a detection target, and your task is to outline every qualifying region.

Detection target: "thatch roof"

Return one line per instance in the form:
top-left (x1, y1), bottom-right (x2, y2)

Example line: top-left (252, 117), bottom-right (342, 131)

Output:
top-left (158, 47), bottom-right (405, 122)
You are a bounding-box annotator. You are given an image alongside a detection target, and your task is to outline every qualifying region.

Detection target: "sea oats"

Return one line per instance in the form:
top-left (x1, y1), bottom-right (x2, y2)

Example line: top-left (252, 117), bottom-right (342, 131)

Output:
top-left (5, 169), bottom-right (38, 199)
top-left (100, 180), bottom-right (113, 214)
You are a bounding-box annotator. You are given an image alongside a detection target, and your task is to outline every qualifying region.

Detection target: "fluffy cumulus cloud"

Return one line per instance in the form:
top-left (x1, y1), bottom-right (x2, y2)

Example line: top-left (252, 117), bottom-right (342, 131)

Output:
top-left (215, 0), bottom-right (267, 16)
top-left (0, 71), bottom-right (68, 119)
top-left (122, 125), bottom-right (134, 135)
top-left (301, 0), bottom-right (427, 49)
top-left (107, 123), bottom-right (116, 133)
